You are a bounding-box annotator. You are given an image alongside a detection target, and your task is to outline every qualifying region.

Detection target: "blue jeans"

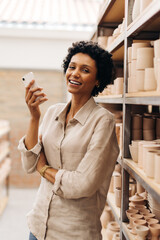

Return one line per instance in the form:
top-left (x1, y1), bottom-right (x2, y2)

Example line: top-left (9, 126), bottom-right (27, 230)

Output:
top-left (29, 232), bottom-right (38, 240)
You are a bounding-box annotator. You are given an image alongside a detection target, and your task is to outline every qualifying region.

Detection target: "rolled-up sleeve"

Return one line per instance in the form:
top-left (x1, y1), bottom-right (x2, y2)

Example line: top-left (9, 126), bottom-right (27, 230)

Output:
top-left (53, 117), bottom-right (119, 199)
top-left (18, 136), bottom-right (42, 173)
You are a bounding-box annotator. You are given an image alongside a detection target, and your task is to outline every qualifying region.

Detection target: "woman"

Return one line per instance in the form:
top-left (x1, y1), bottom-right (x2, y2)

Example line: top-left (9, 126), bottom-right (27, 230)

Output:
top-left (18, 41), bottom-right (119, 240)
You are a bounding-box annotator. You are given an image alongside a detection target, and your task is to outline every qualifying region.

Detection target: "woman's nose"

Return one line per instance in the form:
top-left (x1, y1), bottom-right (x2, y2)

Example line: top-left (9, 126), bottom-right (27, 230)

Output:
top-left (72, 68), bottom-right (80, 78)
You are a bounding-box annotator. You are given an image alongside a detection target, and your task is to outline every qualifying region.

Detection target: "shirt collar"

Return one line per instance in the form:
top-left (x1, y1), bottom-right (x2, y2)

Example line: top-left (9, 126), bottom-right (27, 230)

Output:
top-left (55, 97), bottom-right (97, 126)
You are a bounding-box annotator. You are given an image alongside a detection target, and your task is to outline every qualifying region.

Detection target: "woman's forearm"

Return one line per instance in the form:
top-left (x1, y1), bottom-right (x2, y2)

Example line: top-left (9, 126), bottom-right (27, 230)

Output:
top-left (24, 118), bottom-right (40, 150)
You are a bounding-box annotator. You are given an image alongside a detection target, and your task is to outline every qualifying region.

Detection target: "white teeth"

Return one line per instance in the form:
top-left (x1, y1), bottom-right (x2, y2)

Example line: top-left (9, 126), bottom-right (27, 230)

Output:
top-left (69, 80), bottom-right (81, 85)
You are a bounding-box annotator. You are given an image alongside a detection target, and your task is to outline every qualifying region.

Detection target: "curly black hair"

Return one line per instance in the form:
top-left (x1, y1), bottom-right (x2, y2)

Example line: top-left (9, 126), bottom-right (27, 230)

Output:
top-left (62, 41), bottom-right (114, 96)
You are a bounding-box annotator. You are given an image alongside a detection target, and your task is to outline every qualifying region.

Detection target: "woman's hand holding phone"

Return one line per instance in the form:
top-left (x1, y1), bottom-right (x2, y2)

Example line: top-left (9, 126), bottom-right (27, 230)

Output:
top-left (22, 72), bottom-right (48, 120)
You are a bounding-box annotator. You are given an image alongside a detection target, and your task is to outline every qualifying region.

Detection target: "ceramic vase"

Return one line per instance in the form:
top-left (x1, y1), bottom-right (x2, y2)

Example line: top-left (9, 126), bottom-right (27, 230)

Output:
top-left (144, 68), bottom-right (157, 91)
top-left (135, 225), bottom-right (149, 240)
top-left (149, 223), bottom-right (160, 240)
top-left (136, 48), bottom-right (154, 70)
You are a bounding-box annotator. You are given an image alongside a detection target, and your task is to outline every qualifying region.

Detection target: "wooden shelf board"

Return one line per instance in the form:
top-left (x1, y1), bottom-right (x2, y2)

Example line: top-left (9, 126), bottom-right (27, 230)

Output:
top-left (127, 0), bottom-right (160, 37)
top-left (106, 33), bottom-right (124, 60)
top-left (0, 196), bottom-right (8, 215)
top-left (107, 192), bottom-right (121, 224)
top-left (122, 222), bottom-right (135, 240)
top-left (123, 158), bottom-right (160, 201)
top-left (126, 91), bottom-right (160, 97)
top-left (95, 95), bottom-right (123, 104)
top-left (99, 0), bottom-right (125, 25)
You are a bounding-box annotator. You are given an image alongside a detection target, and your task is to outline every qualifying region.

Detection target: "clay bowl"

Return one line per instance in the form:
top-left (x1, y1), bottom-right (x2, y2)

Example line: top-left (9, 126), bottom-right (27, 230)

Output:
top-left (129, 144), bottom-right (138, 162)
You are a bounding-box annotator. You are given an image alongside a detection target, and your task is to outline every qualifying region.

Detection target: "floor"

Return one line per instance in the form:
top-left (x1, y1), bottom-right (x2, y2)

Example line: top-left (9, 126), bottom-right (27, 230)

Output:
top-left (0, 188), bottom-right (37, 240)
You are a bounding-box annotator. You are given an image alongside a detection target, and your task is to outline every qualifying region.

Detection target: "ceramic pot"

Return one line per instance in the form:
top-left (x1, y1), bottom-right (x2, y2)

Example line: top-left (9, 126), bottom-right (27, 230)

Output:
top-left (143, 129), bottom-right (156, 141)
top-left (113, 173), bottom-right (121, 191)
top-left (132, 129), bottom-right (143, 140)
top-left (147, 218), bottom-right (159, 225)
top-left (128, 62), bottom-right (131, 77)
top-left (149, 223), bottom-right (160, 240)
top-left (114, 78), bottom-right (124, 94)
top-left (129, 144), bottom-right (138, 162)
top-left (136, 70), bottom-right (145, 91)
top-left (100, 205), bottom-right (113, 228)
top-left (132, 42), bottom-right (150, 60)
top-left (146, 150), bottom-right (160, 178)
top-left (143, 213), bottom-right (155, 220)
top-left (129, 193), bottom-right (145, 205)
top-left (128, 47), bottom-right (132, 62)
top-left (156, 118), bottom-right (160, 139)
top-left (143, 117), bottom-right (156, 130)
top-left (140, 0), bottom-right (153, 12)
top-left (132, 114), bottom-right (143, 130)
top-left (128, 76), bottom-right (137, 93)
top-left (129, 213), bottom-right (144, 227)
top-left (137, 182), bottom-right (145, 194)
top-left (106, 221), bottom-right (120, 240)
top-left (135, 225), bottom-right (149, 240)
top-left (98, 36), bottom-right (108, 49)
top-left (154, 39), bottom-right (160, 58)
top-left (155, 153), bottom-right (160, 183)
top-left (143, 144), bottom-right (160, 172)
top-left (131, 59), bottom-right (137, 77)
top-left (136, 48), bottom-right (154, 70)
top-left (112, 232), bottom-right (120, 240)
top-left (115, 187), bottom-right (121, 208)
top-left (144, 68), bottom-right (157, 91)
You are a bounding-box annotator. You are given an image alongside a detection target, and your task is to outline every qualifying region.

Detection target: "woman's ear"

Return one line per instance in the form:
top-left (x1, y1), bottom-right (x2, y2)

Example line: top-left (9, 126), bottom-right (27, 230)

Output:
top-left (96, 80), bottom-right (100, 88)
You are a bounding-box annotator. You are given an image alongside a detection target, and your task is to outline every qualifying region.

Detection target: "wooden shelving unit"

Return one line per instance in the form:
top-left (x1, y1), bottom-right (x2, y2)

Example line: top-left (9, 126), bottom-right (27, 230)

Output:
top-left (92, 0), bottom-right (160, 239)
top-left (0, 120), bottom-right (11, 215)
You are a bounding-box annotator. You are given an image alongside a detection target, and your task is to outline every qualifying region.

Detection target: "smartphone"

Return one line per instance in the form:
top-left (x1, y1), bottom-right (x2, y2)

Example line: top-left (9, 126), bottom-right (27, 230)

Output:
top-left (22, 72), bottom-right (39, 88)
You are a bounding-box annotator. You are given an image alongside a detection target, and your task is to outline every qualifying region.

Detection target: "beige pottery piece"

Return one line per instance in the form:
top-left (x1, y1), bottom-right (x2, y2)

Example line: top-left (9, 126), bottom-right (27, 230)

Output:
top-left (105, 221), bottom-right (120, 240)
top-left (140, 0), bottom-right (153, 12)
top-left (128, 76), bottom-right (137, 93)
top-left (143, 213), bottom-right (155, 220)
top-left (135, 225), bottom-right (149, 240)
top-left (138, 141), bottom-right (152, 169)
top-left (128, 47), bottom-right (132, 62)
top-left (115, 187), bottom-right (121, 208)
top-left (146, 150), bottom-right (160, 178)
top-left (132, 42), bottom-right (150, 60)
top-left (98, 36), bottom-right (108, 49)
top-left (147, 218), bottom-right (159, 225)
top-left (100, 205), bottom-right (113, 228)
top-left (136, 48), bottom-right (154, 70)
top-left (136, 70), bottom-right (145, 91)
top-left (136, 182), bottom-right (145, 194)
top-left (129, 193), bottom-right (145, 205)
top-left (129, 213), bottom-right (144, 228)
top-left (156, 58), bottom-right (160, 91)
top-left (114, 77), bottom-right (124, 94)
top-left (113, 173), bottom-right (122, 191)
top-left (143, 145), bottom-right (160, 172)
top-left (149, 223), bottom-right (160, 240)
top-left (155, 153), bottom-right (160, 183)
top-left (154, 39), bottom-right (160, 58)
top-left (128, 62), bottom-right (131, 77)
top-left (144, 68), bottom-right (157, 91)
top-left (131, 59), bottom-right (137, 77)
top-left (112, 232), bottom-right (120, 240)
top-left (129, 144), bottom-right (138, 162)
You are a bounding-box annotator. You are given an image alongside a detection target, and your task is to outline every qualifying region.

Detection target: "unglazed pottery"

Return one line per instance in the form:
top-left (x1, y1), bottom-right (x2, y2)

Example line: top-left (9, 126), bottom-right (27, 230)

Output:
top-left (136, 48), bottom-right (154, 70)
top-left (129, 144), bottom-right (138, 162)
top-left (143, 129), bottom-right (156, 141)
top-left (115, 187), bottom-right (121, 208)
top-left (128, 76), bottom-right (137, 93)
top-left (135, 225), bottom-right (149, 240)
top-left (114, 77), bottom-right (124, 94)
top-left (132, 42), bottom-right (150, 60)
top-left (131, 59), bottom-right (137, 77)
top-left (136, 70), bottom-right (145, 91)
top-left (105, 221), bottom-right (120, 240)
top-left (154, 39), bottom-right (160, 58)
top-left (143, 117), bottom-right (156, 130)
top-left (144, 68), bottom-right (157, 91)
top-left (128, 47), bottom-right (132, 62)
top-left (113, 173), bottom-right (122, 191)
top-left (155, 153), bottom-right (160, 183)
top-left (147, 218), bottom-right (159, 225)
top-left (129, 213), bottom-right (144, 227)
top-left (146, 150), bottom-right (160, 178)
top-left (112, 232), bottom-right (120, 240)
top-left (156, 118), bottom-right (160, 139)
top-left (149, 223), bottom-right (160, 240)
top-left (129, 193), bottom-right (145, 205)
top-left (98, 36), bottom-right (108, 49)
top-left (136, 182), bottom-right (145, 194)
top-left (142, 144), bottom-right (160, 172)
top-left (132, 114), bottom-right (143, 130)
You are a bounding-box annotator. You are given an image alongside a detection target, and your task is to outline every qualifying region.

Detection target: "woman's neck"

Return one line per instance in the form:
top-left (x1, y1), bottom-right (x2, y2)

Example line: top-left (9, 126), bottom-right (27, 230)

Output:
top-left (69, 95), bottom-right (91, 118)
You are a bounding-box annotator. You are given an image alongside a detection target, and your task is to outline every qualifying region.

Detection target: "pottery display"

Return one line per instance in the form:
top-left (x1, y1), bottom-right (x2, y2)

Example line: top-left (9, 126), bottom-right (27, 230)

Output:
top-left (144, 68), bottom-right (157, 91)
top-left (129, 193), bottom-right (145, 205)
top-left (149, 223), bottom-right (160, 240)
top-left (136, 48), bottom-right (154, 70)
top-left (135, 225), bottom-right (149, 240)
top-left (112, 232), bottom-right (120, 240)
top-left (136, 70), bottom-right (145, 91)
top-left (105, 221), bottom-right (120, 240)
top-left (146, 150), bottom-right (159, 178)
top-left (113, 173), bottom-right (122, 191)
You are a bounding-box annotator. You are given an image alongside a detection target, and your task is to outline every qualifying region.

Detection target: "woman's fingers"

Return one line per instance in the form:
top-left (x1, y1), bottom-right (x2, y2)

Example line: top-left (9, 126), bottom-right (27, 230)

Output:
top-left (29, 96), bottom-right (48, 107)
top-left (25, 87), bottom-right (43, 104)
top-left (28, 91), bottom-right (47, 105)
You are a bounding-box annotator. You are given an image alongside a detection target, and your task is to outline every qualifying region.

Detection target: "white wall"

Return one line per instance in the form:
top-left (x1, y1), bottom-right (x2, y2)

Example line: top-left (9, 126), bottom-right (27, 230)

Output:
top-left (0, 27), bottom-right (92, 70)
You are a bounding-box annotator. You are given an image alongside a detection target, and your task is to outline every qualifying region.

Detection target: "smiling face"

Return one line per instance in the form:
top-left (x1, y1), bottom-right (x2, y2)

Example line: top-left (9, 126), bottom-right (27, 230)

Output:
top-left (65, 53), bottom-right (98, 99)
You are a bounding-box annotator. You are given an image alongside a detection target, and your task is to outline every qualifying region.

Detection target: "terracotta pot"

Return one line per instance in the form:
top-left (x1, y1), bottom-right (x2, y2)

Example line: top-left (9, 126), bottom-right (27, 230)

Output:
top-left (132, 114), bottom-right (143, 130)
top-left (98, 36), bottom-right (108, 49)
top-left (136, 70), bottom-right (145, 91)
top-left (106, 221), bottom-right (120, 240)
top-left (143, 129), bottom-right (156, 141)
top-left (129, 213), bottom-right (144, 227)
top-left (149, 223), bottom-right (160, 240)
top-left (147, 218), bottom-right (159, 225)
top-left (115, 187), bottom-right (121, 208)
top-left (135, 225), bottom-right (149, 240)
top-left (132, 42), bottom-right (150, 60)
top-left (144, 68), bottom-right (157, 91)
top-left (143, 117), bottom-right (156, 130)
top-left (155, 153), bottom-right (160, 183)
top-left (136, 48), bottom-right (154, 70)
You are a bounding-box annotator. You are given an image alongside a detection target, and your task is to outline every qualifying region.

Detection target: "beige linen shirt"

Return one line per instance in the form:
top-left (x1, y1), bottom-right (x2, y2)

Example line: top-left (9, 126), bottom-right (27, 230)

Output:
top-left (18, 97), bottom-right (119, 240)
